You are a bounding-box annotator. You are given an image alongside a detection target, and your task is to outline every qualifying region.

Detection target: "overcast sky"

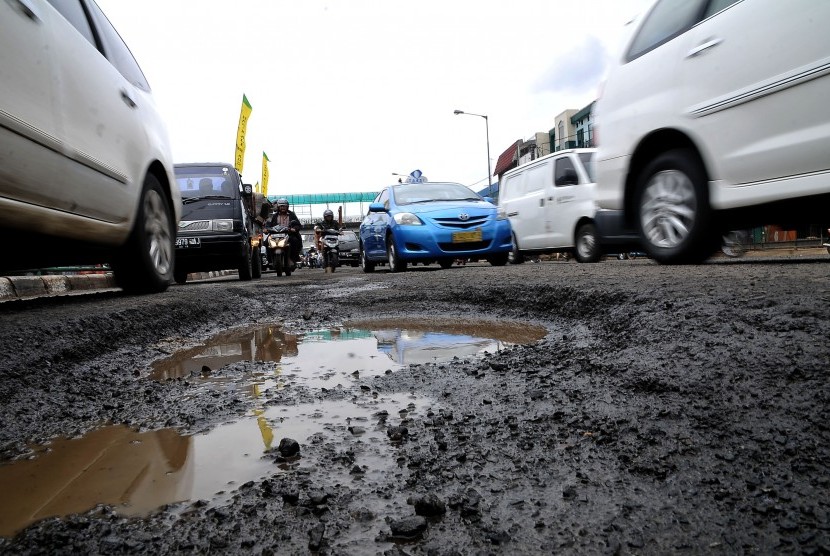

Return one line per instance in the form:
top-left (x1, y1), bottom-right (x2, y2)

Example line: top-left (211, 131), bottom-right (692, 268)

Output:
top-left (97, 0), bottom-right (653, 195)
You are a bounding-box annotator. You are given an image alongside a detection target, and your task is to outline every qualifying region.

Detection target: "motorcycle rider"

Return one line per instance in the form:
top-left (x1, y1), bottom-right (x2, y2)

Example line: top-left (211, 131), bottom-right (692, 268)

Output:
top-left (314, 209), bottom-right (341, 273)
top-left (265, 198), bottom-right (302, 269)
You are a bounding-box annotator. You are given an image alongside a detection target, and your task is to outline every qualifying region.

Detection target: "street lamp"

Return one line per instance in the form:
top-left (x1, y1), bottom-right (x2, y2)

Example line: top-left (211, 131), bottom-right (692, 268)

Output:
top-left (453, 109), bottom-right (493, 199)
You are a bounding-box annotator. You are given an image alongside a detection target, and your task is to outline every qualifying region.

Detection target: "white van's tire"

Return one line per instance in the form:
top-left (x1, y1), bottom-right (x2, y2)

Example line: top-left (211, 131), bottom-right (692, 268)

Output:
top-left (574, 222), bottom-right (601, 263)
top-left (509, 234), bottom-right (525, 264)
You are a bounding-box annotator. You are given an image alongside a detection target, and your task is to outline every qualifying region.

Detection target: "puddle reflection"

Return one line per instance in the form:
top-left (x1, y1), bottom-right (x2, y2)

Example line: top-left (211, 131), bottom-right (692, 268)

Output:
top-left (151, 318), bottom-right (546, 391)
top-left (1, 318), bottom-right (546, 537)
top-left (0, 393), bottom-right (431, 538)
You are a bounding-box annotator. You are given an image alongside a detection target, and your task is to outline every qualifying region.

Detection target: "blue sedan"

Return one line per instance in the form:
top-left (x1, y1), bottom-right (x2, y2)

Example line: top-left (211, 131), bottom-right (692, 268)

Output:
top-left (359, 181), bottom-right (513, 272)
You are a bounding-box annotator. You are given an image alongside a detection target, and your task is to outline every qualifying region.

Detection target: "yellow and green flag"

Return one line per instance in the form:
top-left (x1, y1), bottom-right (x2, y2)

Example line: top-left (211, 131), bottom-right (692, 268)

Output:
top-left (234, 94), bottom-right (253, 172)
top-left (261, 152), bottom-right (270, 197)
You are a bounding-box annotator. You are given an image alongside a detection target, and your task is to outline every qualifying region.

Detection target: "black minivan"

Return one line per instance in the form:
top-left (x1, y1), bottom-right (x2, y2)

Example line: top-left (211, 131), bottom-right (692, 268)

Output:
top-left (172, 163), bottom-right (261, 284)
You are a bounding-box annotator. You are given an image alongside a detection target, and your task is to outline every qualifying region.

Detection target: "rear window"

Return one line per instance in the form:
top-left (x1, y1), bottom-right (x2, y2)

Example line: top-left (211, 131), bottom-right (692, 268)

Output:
top-left (175, 166), bottom-right (239, 199)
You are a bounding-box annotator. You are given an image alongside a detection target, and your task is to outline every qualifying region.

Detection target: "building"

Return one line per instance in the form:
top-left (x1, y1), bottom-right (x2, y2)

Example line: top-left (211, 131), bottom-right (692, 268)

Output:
top-left (571, 101), bottom-right (596, 148)
top-left (550, 108), bottom-right (579, 151)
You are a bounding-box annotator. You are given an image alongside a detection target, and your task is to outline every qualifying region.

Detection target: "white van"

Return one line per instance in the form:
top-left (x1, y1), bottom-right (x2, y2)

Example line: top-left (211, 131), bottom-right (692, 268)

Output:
top-left (498, 148), bottom-right (601, 263)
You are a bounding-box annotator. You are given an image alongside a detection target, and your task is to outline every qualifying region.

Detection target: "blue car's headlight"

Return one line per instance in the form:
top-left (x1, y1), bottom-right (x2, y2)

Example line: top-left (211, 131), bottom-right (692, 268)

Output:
top-left (393, 212), bottom-right (423, 226)
top-left (496, 207), bottom-right (508, 220)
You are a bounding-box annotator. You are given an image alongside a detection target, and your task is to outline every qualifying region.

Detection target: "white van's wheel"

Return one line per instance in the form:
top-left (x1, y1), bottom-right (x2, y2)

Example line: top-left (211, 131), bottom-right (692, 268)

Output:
top-left (574, 222), bottom-right (601, 263)
top-left (509, 234), bottom-right (525, 264)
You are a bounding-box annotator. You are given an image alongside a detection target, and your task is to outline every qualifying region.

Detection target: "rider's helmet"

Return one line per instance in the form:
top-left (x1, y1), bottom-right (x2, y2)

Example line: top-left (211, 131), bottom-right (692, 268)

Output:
top-left (323, 209), bottom-right (334, 219)
top-left (276, 198), bottom-right (289, 210)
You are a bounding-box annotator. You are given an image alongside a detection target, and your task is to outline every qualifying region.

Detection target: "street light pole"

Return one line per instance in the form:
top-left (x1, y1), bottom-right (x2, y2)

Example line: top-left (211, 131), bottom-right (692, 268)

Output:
top-left (454, 110), bottom-right (493, 199)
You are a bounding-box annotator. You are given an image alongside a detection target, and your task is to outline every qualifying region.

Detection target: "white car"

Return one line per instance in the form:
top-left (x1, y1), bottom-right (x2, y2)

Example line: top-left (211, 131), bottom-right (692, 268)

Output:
top-left (0, 0), bottom-right (180, 292)
top-left (595, 0), bottom-right (830, 264)
top-left (498, 148), bottom-right (602, 263)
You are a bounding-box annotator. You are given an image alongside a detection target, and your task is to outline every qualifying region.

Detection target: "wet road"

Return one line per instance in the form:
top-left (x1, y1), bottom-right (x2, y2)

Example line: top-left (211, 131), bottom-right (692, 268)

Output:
top-left (1, 255), bottom-right (828, 554)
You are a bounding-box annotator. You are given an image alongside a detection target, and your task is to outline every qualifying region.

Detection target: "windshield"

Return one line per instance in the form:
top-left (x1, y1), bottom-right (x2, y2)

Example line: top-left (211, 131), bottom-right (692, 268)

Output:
top-left (392, 182), bottom-right (481, 205)
top-left (175, 166), bottom-right (240, 200)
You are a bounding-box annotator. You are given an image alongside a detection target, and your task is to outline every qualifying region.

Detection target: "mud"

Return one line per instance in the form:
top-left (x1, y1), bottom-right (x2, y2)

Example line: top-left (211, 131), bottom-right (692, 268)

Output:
top-left (0, 256), bottom-right (828, 554)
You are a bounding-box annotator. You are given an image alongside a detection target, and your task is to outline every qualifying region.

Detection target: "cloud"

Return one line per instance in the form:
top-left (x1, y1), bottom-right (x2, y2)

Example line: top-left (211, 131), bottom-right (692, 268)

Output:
top-left (532, 36), bottom-right (608, 96)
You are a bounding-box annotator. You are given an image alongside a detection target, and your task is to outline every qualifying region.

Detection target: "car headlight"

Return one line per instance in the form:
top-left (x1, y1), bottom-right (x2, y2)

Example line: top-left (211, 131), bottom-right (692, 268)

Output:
top-left (394, 212), bottom-right (423, 225)
top-left (213, 219), bottom-right (234, 231)
top-left (496, 207), bottom-right (508, 220)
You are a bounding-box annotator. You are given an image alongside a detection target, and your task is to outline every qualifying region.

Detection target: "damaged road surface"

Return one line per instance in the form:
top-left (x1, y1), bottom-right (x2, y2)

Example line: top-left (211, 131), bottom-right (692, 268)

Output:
top-left (0, 257), bottom-right (828, 554)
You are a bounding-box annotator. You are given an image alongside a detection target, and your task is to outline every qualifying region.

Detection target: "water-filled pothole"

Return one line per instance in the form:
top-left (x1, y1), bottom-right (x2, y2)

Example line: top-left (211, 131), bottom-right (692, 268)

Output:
top-left (0, 318), bottom-right (545, 537)
top-left (150, 317), bottom-right (547, 389)
top-left (0, 392), bottom-right (431, 538)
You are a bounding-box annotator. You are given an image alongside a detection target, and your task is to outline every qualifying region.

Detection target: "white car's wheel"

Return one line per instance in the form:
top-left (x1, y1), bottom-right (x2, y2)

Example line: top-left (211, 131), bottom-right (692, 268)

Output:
top-left (635, 149), bottom-right (715, 264)
top-left (112, 173), bottom-right (175, 293)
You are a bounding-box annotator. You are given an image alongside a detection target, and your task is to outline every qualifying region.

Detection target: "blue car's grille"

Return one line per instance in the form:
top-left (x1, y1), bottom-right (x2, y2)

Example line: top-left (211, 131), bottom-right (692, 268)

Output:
top-left (430, 215), bottom-right (489, 229)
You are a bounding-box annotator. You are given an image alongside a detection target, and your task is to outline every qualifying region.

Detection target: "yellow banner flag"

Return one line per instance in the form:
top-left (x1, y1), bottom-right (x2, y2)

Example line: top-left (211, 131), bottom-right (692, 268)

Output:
top-left (234, 94), bottom-right (252, 172)
top-left (261, 152), bottom-right (270, 197)
top-left (254, 181), bottom-right (260, 194)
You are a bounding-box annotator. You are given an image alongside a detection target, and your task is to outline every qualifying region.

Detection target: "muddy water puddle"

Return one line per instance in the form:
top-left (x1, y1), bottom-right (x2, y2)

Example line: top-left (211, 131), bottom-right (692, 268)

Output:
top-left (0, 393), bottom-right (430, 537)
top-left (0, 318), bottom-right (545, 537)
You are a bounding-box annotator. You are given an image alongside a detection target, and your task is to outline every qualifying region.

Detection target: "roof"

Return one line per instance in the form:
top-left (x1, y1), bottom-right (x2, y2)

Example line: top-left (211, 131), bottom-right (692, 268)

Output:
top-left (493, 140), bottom-right (521, 177)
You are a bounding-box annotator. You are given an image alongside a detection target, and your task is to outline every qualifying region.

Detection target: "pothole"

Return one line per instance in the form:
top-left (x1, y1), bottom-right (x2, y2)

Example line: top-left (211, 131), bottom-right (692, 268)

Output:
top-left (0, 392), bottom-right (432, 538)
top-left (0, 317), bottom-right (545, 537)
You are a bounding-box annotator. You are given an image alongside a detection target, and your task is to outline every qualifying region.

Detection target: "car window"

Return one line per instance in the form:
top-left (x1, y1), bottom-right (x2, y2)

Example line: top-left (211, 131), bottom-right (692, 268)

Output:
top-left (377, 189), bottom-right (390, 210)
top-left (554, 157), bottom-right (578, 187)
top-left (84, 0), bottom-right (150, 91)
top-left (524, 164), bottom-right (548, 194)
top-left (578, 152), bottom-right (596, 182)
top-left (501, 173), bottom-right (522, 200)
top-left (46, 0), bottom-right (96, 46)
top-left (626, 0), bottom-right (706, 61)
top-left (702, 0), bottom-right (740, 19)
top-left (175, 166), bottom-right (239, 199)
top-left (393, 183), bottom-right (479, 205)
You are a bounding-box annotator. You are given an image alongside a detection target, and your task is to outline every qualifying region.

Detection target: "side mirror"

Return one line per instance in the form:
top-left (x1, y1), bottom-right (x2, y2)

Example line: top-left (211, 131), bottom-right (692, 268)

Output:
top-left (368, 202), bottom-right (387, 213)
top-left (242, 183), bottom-right (253, 196)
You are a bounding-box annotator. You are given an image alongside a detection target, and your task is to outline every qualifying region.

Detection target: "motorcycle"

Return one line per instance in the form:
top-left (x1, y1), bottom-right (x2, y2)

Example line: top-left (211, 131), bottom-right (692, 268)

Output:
top-left (263, 226), bottom-right (293, 276)
top-left (319, 229), bottom-right (341, 273)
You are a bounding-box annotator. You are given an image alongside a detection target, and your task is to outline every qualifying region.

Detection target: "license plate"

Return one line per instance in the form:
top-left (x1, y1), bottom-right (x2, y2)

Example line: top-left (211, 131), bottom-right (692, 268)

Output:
top-left (452, 229), bottom-right (482, 243)
top-left (176, 237), bottom-right (201, 248)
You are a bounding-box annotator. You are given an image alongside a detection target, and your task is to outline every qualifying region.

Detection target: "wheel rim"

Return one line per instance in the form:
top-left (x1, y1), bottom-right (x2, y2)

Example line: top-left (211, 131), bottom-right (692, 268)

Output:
top-left (640, 169), bottom-right (697, 249)
top-left (143, 189), bottom-right (172, 276)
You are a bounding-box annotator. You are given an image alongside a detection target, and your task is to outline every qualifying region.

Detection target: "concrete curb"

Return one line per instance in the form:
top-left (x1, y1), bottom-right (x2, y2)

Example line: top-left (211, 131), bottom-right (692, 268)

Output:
top-left (0, 270), bottom-right (240, 303)
top-left (0, 273), bottom-right (117, 303)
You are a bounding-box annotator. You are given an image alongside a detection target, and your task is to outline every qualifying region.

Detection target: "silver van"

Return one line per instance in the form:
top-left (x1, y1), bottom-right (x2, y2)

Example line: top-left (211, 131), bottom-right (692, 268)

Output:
top-left (498, 148), bottom-right (601, 263)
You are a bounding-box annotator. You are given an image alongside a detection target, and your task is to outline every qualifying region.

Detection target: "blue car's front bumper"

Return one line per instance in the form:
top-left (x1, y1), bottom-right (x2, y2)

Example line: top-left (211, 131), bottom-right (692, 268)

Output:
top-left (393, 219), bottom-right (513, 259)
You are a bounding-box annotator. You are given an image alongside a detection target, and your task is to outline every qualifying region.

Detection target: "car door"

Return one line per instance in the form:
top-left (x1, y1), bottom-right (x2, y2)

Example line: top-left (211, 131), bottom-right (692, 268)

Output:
top-left (0, 0), bottom-right (70, 213)
top-left (547, 154), bottom-right (589, 248)
top-left (362, 189), bottom-right (390, 258)
top-left (680, 0), bottom-right (830, 186)
top-left (46, 0), bottom-right (152, 223)
top-left (505, 162), bottom-right (550, 250)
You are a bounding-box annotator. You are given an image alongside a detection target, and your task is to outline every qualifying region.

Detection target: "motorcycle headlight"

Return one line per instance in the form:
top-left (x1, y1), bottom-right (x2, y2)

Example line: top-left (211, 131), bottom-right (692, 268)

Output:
top-left (394, 212), bottom-right (423, 226)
